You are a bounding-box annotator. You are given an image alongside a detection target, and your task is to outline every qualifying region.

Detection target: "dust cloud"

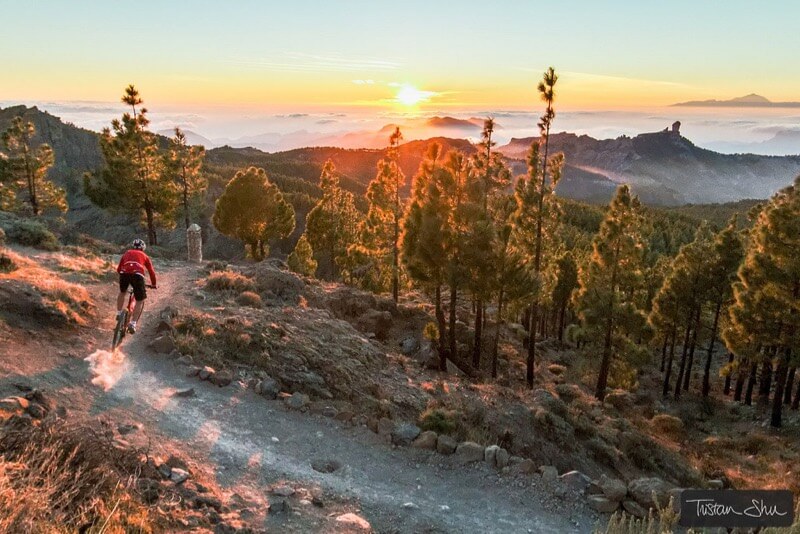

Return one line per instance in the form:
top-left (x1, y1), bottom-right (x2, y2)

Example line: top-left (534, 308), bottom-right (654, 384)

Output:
top-left (85, 349), bottom-right (128, 391)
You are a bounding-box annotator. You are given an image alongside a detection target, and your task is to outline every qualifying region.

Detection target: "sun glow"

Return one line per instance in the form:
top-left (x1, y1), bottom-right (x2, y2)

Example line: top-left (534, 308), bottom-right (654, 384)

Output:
top-left (395, 84), bottom-right (434, 106)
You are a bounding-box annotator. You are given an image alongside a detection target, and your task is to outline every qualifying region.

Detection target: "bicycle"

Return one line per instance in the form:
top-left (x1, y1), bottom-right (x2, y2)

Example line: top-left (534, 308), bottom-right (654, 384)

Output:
top-left (112, 284), bottom-right (155, 352)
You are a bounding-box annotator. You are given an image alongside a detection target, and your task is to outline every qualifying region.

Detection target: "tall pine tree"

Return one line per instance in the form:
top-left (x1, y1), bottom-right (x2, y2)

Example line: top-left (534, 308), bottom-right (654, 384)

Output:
top-left (165, 128), bottom-right (206, 229)
top-left (575, 185), bottom-right (647, 400)
top-left (85, 85), bottom-right (176, 245)
top-left (1, 117), bottom-right (66, 215)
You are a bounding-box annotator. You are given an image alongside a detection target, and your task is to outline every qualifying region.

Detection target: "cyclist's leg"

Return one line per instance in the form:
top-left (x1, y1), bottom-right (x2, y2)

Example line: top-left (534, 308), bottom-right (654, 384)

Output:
top-left (130, 276), bottom-right (147, 323)
top-left (117, 274), bottom-right (131, 313)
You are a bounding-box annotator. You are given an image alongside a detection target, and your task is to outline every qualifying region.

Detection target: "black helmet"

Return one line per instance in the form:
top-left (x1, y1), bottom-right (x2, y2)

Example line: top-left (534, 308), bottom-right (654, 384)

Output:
top-left (132, 238), bottom-right (146, 251)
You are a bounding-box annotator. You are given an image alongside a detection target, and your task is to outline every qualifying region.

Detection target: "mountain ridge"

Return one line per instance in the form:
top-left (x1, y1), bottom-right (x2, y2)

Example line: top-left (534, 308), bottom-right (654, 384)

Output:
top-left (672, 93), bottom-right (800, 108)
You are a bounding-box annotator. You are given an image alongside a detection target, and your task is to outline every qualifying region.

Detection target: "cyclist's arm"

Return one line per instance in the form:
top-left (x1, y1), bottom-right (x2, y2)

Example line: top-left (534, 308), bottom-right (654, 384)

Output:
top-left (145, 256), bottom-right (157, 287)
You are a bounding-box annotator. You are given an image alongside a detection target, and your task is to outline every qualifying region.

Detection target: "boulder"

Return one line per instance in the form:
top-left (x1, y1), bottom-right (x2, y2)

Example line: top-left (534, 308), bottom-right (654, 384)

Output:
top-left (284, 392), bottom-right (310, 410)
top-left (198, 366), bottom-right (216, 381)
top-left (399, 336), bottom-right (419, 354)
top-left (209, 370), bottom-right (233, 387)
top-left (335, 513), bottom-right (371, 531)
top-left (455, 442), bottom-right (485, 464)
top-left (495, 447), bottom-right (510, 469)
top-left (271, 485), bottom-right (295, 497)
top-left (170, 468), bottom-right (190, 484)
top-left (436, 434), bottom-right (457, 455)
top-left (559, 471), bottom-right (592, 493)
top-left (356, 309), bottom-right (393, 340)
top-left (484, 445), bottom-right (500, 465)
top-left (599, 475), bottom-right (628, 502)
top-left (539, 465), bottom-right (558, 482)
top-left (149, 334), bottom-right (176, 354)
top-left (628, 477), bottom-right (674, 509)
top-left (707, 479), bottom-right (725, 490)
top-left (257, 377), bottom-right (280, 399)
top-left (391, 423), bottom-right (421, 446)
top-left (622, 499), bottom-right (648, 518)
top-left (587, 495), bottom-right (619, 513)
top-left (412, 430), bottom-right (438, 450)
top-left (510, 459), bottom-right (536, 475)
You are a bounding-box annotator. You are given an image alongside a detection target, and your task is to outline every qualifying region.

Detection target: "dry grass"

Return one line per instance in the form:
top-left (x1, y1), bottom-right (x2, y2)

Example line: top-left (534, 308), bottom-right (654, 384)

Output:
top-left (203, 271), bottom-right (256, 293)
top-left (236, 290), bottom-right (263, 308)
top-left (593, 498), bottom-right (678, 534)
top-left (0, 249), bottom-right (94, 326)
top-left (0, 416), bottom-right (158, 533)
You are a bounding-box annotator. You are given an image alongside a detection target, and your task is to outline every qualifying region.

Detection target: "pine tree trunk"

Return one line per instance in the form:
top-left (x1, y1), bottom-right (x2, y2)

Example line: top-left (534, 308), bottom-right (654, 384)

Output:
top-left (491, 289), bottom-right (505, 379)
top-left (784, 367), bottom-right (795, 405)
top-left (23, 145), bottom-right (40, 216)
top-left (660, 334), bottom-right (669, 373)
top-left (744, 361), bottom-right (758, 405)
top-left (674, 307), bottom-right (695, 400)
top-left (145, 204), bottom-right (157, 246)
top-left (448, 285), bottom-right (457, 364)
top-left (595, 241), bottom-right (621, 401)
top-left (435, 285), bottom-right (447, 371)
top-left (558, 303), bottom-right (566, 343)
top-left (472, 299), bottom-right (483, 369)
top-left (758, 357), bottom-right (773, 403)
top-left (527, 302), bottom-right (538, 388)
top-left (392, 216), bottom-right (399, 303)
top-left (723, 353), bottom-right (734, 395)
top-left (733, 358), bottom-right (747, 402)
top-left (792, 378), bottom-right (800, 410)
top-left (183, 176), bottom-right (190, 229)
top-left (662, 329), bottom-right (677, 397)
top-left (771, 349), bottom-right (790, 427)
top-left (682, 307), bottom-right (701, 391)
top-left (702, 300), bottom-right (723, 397)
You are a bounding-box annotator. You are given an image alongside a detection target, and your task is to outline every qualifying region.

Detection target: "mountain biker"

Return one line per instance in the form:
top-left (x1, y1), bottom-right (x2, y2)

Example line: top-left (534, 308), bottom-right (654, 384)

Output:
top-left (116, 238), bottom-right (157, 334)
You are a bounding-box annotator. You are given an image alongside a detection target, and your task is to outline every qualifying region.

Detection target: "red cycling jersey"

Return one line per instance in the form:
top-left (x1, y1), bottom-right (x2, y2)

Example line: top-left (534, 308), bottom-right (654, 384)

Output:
top-left (117, 249), bottom-right (157, 286)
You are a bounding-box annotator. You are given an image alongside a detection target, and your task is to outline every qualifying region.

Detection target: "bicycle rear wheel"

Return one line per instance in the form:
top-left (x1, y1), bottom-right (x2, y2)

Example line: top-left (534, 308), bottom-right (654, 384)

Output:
top-left (112, 311), bottom-right (128, 351)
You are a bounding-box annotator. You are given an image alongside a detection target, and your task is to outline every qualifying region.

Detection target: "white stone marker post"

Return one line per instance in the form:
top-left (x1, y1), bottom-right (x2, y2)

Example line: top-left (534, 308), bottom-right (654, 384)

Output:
top-left (187, 223), bottom-right (202, 263)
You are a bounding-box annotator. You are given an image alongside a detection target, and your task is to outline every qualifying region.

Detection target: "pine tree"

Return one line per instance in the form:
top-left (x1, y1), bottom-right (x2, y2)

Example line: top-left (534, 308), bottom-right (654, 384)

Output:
top-left (511, 141), bottom-right (564, 387)
top-left (401, 143), bottom-right (451, 369)
top-left (166, 128), bottom-right (206, 229)
top-left (305, 160), bottom-right (360, 280)
top-left (700, 218), bottom-right (744, 396)
top-left (650, 223), bottom-right (714, 398)
top-left (1, 117), bottom-right (66, 215)
top-left (576, 185), bottom-right (647, 400)
top-left (514, 67), bottom-right (561, 387)
top-left (84, 85), bottom-right (176, 245)
top-left (724, 176), bottom-right (800, 427)
top-left (288, 233), bottom-right (318, 276)
top-left (343, 128), bottom-right (405, 295)
top-left (552, 252), bottom-right (579, 343)
top-left (464, 118), bottom-right (511, 369)
top-left (212, 166), bottom-right (295, 260)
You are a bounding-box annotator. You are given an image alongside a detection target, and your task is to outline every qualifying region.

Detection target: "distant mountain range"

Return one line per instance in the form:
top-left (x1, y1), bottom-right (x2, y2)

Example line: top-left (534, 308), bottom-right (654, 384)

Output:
top-left (672, 93), bottom-right (800, 108)
top-left (498, 128), bottom-right (800, 204)
top-left (3, 104), bottom-right (800, 217)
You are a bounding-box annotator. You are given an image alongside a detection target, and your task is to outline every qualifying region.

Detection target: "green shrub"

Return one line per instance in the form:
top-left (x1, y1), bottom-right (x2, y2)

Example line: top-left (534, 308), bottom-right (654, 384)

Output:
top-left (418, 407), bottom-right (457, 435)
top-left (6, 220), bottom-right (59, 250)
top-left (0, 253), bottom-right (16, 273)
top-left (236, 290), bottom-right (263, 308)
top-left (204, 271), bottom-right (255, 292)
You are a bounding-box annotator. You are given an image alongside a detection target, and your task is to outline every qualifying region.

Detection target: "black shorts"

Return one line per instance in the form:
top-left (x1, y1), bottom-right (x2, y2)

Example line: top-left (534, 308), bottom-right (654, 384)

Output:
top-left (119, 273), bottom-right (147, 301)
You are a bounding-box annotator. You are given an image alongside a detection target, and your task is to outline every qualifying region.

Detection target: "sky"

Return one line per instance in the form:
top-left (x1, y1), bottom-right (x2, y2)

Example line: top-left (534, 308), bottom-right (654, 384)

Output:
top-left (2, 0), bottom-right (800, 152)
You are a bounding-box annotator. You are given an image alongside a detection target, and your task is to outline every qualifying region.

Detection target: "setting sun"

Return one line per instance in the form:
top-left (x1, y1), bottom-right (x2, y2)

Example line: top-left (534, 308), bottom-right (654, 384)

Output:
top-left (395, 84), bottom-right (433, 106)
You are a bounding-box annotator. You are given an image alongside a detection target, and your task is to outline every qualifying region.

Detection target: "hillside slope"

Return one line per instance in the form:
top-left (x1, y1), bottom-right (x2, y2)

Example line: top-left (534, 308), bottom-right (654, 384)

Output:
top-left (499, 130), bottom-right (800, 204)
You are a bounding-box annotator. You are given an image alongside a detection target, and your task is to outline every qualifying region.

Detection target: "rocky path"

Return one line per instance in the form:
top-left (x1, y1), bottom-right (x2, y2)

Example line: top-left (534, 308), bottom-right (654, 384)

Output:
top-left (3, 264), bottom-right (596, 533)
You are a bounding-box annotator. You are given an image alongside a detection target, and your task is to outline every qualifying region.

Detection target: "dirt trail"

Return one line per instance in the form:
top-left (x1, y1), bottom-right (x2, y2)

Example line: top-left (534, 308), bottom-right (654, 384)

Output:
top-left (3, 264), bottom-right (596, 533)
